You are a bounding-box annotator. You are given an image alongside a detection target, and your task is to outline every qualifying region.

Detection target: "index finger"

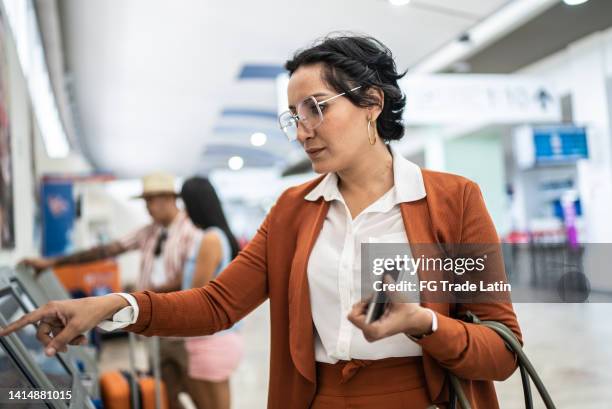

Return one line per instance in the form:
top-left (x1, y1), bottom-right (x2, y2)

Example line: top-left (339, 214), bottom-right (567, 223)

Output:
top-left (0, 308), bottom-right (45, 337)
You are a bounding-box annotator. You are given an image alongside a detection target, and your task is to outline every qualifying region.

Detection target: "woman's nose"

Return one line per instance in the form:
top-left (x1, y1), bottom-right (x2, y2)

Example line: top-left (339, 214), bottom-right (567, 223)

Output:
top-left (296, 123), bottom-right (314, 144)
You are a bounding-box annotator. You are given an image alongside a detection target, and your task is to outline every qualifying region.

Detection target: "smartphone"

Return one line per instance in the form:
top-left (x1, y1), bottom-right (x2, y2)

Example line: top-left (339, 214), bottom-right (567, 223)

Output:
top-left (365, 269), bottom-right (400, 324)
top-left (364, 289), bottom-right (388, 324)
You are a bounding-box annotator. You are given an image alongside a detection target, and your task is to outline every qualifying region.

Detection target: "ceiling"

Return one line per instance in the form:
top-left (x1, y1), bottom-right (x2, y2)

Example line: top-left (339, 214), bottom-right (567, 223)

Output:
top-left (56, 0), bottom-right (512, 177)
top-left (459, 0), bottom-right (612, 74)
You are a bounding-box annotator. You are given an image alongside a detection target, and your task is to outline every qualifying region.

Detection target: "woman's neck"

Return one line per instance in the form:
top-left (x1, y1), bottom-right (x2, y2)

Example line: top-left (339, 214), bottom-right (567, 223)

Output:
top-left (337, 144), bottom-right (394, 200)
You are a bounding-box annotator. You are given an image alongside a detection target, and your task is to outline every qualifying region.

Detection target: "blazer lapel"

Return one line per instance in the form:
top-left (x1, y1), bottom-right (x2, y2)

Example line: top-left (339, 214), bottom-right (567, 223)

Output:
top-left (400, 200), bottom-right (449, 307)
top-left (288, 199), bottom-right (330, 384)
top-left (400, 199), bottom-right (449, 402)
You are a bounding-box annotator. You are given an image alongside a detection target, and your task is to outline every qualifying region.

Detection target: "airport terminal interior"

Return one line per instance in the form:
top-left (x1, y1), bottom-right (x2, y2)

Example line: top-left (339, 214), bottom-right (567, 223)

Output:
top-left (1, 0), bottom-right (612, 408)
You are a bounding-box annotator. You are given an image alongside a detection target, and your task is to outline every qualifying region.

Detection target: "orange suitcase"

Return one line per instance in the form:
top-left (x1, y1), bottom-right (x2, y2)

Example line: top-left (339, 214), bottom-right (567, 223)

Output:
top-left (138, 376), bottom-right (169, 409)
top-left (100, 334), bottom-right (169, 409)
top-left (100, 371), bottom-right (130, 409)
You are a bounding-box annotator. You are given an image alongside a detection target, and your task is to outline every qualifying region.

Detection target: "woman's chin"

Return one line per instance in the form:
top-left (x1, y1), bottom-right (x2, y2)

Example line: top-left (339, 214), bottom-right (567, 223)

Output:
top-left (311, 160), bottom-right (333, 174)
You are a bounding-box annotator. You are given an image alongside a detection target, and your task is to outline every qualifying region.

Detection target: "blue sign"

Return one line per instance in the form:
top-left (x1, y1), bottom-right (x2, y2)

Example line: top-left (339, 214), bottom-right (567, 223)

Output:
top-left (41, 182), bottom-right (75, 257)
top-left (533, 126), bottom-right (588, 164)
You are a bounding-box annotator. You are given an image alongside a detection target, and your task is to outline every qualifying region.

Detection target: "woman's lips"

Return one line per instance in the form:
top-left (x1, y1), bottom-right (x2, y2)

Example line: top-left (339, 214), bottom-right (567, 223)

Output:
top-left (306, 147), bottom-right (325, 158)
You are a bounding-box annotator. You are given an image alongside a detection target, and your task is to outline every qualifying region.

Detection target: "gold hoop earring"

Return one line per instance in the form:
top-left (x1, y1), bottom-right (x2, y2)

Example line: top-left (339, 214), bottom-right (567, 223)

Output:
top-left (367, 120), bottom-right (376, 145)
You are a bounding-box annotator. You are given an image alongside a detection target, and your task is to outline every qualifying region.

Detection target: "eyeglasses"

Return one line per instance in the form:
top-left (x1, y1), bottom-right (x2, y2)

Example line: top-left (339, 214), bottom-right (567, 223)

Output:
top-left (278, 86), bottom-right (362, 141)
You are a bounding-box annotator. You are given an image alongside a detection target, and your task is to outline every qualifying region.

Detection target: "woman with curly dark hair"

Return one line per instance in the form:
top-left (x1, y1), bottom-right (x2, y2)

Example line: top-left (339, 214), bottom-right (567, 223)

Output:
top-left (1, 34), bottom-right (522, 409)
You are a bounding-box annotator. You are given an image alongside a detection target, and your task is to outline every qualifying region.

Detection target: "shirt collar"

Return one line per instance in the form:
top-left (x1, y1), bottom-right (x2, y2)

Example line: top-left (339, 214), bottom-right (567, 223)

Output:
top-left (304, 144), bottom-right (426, 203)
top-left (304, 172), bottom-right (342, 202)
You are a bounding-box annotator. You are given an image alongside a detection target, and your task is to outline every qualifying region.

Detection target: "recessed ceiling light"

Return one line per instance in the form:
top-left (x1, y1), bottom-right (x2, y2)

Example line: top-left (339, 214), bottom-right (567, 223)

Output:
top-left (228, 156), bottom-right (244, 170)
top-left (251, 132), bottom-right (267, 147)
top-left (389, 0), bottom-right (411, 6)
top-left (563, 0), bottom-right (589, 5)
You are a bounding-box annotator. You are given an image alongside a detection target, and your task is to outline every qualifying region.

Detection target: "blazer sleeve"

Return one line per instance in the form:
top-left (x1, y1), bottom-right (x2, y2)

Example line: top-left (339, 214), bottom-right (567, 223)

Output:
top-left (416, 181), bottom-right (523, 381)
top-left (123, 207), bottom-right (273, 337)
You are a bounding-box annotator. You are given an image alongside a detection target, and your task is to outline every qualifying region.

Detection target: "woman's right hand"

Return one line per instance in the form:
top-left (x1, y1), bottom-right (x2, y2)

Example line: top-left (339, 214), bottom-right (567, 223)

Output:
top-left (0, 295), bottom-right (129, 356)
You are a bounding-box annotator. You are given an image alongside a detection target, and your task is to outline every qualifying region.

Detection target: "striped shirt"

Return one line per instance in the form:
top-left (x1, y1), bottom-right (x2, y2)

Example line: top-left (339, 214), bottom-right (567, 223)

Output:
top-left (119, 211), bottom-right (203, 290)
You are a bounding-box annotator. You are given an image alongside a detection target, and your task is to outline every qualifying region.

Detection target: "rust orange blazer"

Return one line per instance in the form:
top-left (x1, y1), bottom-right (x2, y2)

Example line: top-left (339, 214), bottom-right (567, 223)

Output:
top-left (125, 169), bottom-right (523, 409)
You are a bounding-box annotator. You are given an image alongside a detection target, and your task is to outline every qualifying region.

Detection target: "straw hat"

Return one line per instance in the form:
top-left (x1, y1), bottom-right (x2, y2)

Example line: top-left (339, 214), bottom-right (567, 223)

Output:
top-left (133, 172), bottom-right (179, 199)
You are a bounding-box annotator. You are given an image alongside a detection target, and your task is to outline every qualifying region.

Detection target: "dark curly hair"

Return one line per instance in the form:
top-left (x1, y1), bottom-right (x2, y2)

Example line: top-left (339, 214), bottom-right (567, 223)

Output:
top-left (285, 33), bottom-right (407, 142)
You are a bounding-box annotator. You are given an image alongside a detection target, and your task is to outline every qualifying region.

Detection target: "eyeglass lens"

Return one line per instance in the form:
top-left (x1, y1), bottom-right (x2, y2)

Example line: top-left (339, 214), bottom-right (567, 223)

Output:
top-left (279, 97), bottom-right (323, 140)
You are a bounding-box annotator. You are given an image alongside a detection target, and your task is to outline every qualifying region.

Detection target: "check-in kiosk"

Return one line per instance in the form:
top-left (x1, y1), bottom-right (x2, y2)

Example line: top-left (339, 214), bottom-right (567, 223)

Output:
top-left (0, 334), bottom-right (49, 408)
top-left (0, 277), bottom-right (95, 409)
top-left (0, 266), bottom-right (100, 399)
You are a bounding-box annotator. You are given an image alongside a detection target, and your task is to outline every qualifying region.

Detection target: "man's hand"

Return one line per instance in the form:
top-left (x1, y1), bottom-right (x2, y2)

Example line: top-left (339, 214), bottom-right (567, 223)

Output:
top-left (20, 257), bottom-right (56, 275)
top-left (347, 274), bottom-right (433, 342)
top-left (0, 295), bottom-right (130, 356)
top-left (20, 242), bottom-right (128, 276)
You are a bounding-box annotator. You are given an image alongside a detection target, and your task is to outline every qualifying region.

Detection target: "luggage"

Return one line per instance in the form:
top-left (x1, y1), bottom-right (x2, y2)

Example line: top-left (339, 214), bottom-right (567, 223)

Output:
top-left (99, 371), bottom-right (130, 409)
top-left (100, 334), bottom-right (169, 409)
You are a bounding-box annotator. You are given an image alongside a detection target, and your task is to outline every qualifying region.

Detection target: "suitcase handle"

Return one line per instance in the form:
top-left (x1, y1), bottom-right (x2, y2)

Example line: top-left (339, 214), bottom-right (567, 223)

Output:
top-left (129, 333), bottom-right (166, 409)
top-left (128, 333), bottom-right (141, 409)
top-left (149, 336), bottom-right (163, 409)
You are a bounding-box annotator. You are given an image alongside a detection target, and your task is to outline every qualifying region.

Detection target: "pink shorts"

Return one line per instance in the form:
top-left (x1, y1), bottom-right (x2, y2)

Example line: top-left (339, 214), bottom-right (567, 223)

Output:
top-left (184, 332), bottom-right (244, 382)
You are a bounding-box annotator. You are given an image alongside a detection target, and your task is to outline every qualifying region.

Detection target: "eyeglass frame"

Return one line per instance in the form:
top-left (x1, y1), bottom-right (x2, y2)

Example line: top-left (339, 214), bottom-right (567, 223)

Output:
top-left (278, 86), bottom-right (362, 141)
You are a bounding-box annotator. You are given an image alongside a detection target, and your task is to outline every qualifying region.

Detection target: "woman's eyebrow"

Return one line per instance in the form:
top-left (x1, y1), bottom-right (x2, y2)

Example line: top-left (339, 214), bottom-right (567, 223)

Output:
top-left (288, 92), bottom-right (332, 109)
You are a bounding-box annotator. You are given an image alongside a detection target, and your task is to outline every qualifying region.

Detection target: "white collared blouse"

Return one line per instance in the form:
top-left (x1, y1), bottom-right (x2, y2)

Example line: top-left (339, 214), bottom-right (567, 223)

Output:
top-left (304, 144), bottom-right (436, 363)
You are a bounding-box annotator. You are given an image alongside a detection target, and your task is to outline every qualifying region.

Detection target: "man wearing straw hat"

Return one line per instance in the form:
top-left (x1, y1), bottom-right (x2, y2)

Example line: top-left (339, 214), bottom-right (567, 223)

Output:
top-left (21, 172), bottom-right (203, 407)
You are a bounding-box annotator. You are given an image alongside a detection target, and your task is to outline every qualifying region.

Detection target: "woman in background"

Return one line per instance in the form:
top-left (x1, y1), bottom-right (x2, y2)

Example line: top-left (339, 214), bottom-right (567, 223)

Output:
top-left (179, 176), bottom-right (243, 409)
